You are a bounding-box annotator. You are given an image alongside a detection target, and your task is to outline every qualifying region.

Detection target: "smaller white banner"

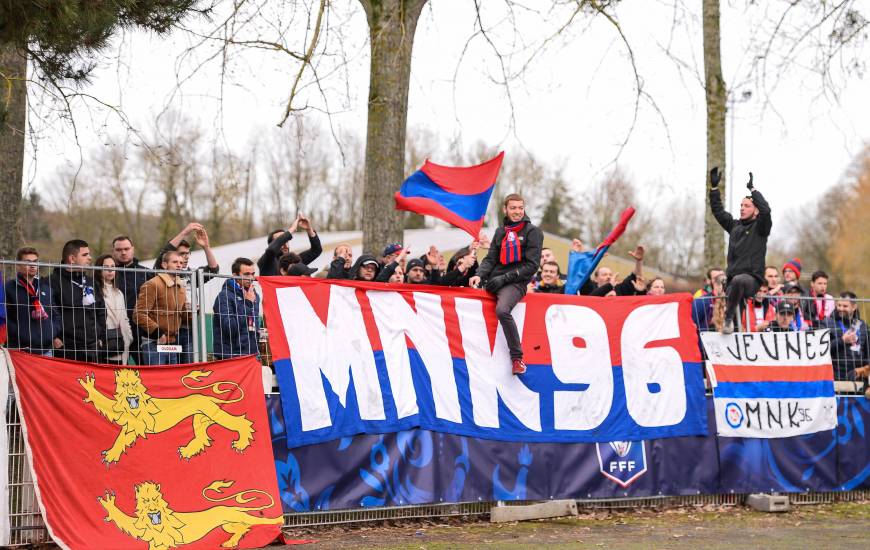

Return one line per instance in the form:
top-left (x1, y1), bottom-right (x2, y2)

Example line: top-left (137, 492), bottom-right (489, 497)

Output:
top-left (701, 331), bottom-right (838, 438)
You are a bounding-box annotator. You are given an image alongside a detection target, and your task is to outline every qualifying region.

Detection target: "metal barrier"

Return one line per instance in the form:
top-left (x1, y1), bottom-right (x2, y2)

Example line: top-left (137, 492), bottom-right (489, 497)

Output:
top-left (2, 262), bottom-right (869, 544)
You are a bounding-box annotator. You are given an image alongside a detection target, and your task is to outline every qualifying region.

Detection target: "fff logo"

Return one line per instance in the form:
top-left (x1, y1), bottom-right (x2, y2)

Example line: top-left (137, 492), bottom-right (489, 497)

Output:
top-left (596, 440), bottom-right (648, 488)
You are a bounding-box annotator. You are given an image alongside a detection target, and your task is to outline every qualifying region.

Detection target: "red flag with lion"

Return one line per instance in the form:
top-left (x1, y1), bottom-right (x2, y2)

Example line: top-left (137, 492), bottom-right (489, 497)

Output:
top-left (6, 350), bottom-right (282, 550)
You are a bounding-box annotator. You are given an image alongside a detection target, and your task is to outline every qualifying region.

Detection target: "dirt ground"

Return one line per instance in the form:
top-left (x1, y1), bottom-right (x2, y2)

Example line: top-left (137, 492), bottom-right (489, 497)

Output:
top-left (277, 501), bottom-right (870, 549)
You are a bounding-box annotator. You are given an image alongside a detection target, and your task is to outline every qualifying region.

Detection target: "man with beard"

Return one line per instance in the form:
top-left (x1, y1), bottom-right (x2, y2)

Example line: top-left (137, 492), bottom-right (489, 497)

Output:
top-left (112, 235), bottom-right (153, 363)
top-left (50, 239), bottom-right (106, 362)
top-left (470, 194), bottom-right (543, 375)
top-left (823, 292), bottom-right (870, 382)
top-left (708, 168), bottom-right (772, 334)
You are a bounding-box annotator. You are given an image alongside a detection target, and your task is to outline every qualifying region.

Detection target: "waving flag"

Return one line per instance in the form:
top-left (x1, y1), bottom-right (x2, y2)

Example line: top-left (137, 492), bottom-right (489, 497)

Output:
top-left (565, 207), bottom-right (636, 295)
top-left (395, 152), bottom-right (504, 238)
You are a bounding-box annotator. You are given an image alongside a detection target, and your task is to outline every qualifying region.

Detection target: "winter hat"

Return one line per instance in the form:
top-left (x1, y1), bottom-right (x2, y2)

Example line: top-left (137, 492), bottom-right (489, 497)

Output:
top-left (383, 243), bottom-right (403, 257)
top-left (406, 258), bottom-right (426, 272)
top-left (782, 258), bottom-right (802, 279)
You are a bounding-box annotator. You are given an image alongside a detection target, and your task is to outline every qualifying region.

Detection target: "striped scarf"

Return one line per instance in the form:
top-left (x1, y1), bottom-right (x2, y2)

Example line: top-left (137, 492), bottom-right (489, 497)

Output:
top-left (499, 221), bottom-right (526, 265)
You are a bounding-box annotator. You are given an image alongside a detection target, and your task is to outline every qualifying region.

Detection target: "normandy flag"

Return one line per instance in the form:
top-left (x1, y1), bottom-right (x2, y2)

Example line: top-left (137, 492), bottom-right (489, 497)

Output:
top-left (5, 350), bottom-right (282, 550)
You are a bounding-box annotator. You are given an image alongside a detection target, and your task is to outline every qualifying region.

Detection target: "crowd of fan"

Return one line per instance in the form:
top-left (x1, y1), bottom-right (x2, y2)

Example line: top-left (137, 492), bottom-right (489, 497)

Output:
top-left (0, 214), bottom-right (867, 384)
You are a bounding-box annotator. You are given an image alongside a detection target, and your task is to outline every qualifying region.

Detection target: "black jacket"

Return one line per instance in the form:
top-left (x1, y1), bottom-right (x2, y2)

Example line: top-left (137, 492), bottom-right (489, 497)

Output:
top-left (535, 282), bottom-right (565, 294)
top-left (477, 215), bottom-right (544, 288)
top-left (49, 267), bottom-right (106, 349)
top-left (327, 257), bottom-right (351, 279)
top-left (115, 258), bottom-right (152, 318)
top-left (349, 254), bottom-right (396, 282)
top-left (823, 314), bottom-right (870, 381)
top-left (258, 232), bottom-right (322, 276)
top-left (710, 188), bottom-right (772, 284)
top-left (4, 275), bottom-right (57, 352)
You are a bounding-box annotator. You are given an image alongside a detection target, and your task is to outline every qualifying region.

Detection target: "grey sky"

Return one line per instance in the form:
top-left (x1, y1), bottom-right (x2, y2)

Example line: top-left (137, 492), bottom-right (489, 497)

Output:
top-left (26, 1), bottom-right (870, 243)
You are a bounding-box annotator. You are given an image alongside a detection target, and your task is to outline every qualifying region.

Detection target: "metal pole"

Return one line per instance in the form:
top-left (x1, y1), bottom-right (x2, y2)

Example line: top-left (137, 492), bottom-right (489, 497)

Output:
top-left (198, 270), bottom-right (209, 361)
top-left (190, 270), bottom-right (201, 363)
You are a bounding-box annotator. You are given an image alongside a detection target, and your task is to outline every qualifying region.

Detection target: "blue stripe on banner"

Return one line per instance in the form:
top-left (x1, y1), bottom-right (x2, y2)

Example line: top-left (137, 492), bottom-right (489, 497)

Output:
top-left (399, 171), bottom-right (494, 222)
top-left (714, 381), bottom-right (835, 399)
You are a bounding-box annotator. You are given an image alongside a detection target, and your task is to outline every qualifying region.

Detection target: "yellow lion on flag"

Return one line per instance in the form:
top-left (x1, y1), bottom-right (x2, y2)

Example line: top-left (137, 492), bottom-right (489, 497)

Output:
top-left (99, 480), bottom-right (283, 549)
top-left (79, 369), bottom-right (254, 463)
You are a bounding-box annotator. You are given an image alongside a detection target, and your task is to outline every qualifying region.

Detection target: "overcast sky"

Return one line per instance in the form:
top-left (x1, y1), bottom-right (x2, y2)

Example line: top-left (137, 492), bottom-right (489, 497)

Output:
top-left (25, 1), bottom-right (870, 244)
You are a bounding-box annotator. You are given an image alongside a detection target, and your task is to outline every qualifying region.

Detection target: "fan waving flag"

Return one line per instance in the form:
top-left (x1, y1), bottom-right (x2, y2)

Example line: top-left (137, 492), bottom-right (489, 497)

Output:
top-left (395, 152), bottom-right (504, 238)
top-left (565, 207), bottom-right (636, 295)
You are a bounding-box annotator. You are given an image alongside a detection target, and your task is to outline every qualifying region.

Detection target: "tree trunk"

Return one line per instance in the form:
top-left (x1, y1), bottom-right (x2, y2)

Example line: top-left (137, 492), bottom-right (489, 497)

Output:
top-left (359, 0), bottom-right (427, 255)
top-left (0, 45), bottom-right (27, 259)
top-left (702, 0), bottom-right (726, 268)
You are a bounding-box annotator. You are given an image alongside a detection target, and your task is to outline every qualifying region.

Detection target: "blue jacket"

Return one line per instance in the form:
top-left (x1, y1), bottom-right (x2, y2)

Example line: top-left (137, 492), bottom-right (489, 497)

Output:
top-left (4, 275), bottom-right (57, 353)
top-left (212, 279), bottom-right (260, 359)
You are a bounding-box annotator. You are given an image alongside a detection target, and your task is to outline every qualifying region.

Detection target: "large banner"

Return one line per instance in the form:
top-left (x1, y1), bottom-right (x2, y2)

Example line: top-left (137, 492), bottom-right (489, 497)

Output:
top-left (259, 278), bottom-right (708, 448)
top-left (266, 395), bottom-right (870, 511)
top-left (8, 352), bottom-right (282, 550)
top-left (701, 331), bottom-right (837, 438)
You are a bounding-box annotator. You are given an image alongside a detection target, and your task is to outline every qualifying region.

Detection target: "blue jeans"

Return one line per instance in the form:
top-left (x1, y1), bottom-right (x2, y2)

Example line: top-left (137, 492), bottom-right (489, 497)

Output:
top-left (177, 326), bottom-right (194, 364)
top-left (139, 339), bottom-right (180, 366)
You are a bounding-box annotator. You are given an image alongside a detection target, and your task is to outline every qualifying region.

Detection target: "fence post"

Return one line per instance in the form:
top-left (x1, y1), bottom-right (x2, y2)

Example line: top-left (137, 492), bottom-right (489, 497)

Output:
top-left (190, 270), bottom-right (201, 364)
top-left (197, 269), bottom-right (209, 362)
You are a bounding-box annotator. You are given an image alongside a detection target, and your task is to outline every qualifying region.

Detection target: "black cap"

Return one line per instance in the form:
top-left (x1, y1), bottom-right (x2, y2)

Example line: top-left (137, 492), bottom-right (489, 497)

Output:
top-left (406, 258), bottom-right (426, 272)
top-left (776, 301), bottom-right (795, 315)
top-left (783, 282), bottom-right (804, 295)
top-left (287, 264), bottom-right (317, 277)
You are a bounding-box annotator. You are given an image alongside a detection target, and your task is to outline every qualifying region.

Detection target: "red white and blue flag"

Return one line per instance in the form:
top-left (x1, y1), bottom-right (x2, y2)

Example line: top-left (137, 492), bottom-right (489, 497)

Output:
top-left (394, 152), bottom-right (504, 238)
top-left (564, 207), bottom-right (635, 295)
top-left (700, 331), bottom-right (838, 438)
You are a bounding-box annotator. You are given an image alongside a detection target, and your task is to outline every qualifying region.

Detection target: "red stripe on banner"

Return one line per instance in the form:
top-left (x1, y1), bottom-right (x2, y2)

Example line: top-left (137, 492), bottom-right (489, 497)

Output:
top-left (356, 288), bottom-right (384, 353)
top-left (712, 364), bottom-right (834, 383)
top-left (441, 296), bottom-right (466, 360)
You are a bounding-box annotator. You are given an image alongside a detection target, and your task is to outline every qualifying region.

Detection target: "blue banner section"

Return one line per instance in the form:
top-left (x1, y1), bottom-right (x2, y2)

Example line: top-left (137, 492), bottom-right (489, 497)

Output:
top-left (274, 354), bottom-right (708, 448)
top-left (267, 396), bottom-right (870, 512)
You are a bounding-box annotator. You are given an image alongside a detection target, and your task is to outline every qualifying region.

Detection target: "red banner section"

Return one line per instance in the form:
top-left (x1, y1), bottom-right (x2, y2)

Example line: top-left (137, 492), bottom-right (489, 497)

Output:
top-left (8, 352), bottom-right (282, 550)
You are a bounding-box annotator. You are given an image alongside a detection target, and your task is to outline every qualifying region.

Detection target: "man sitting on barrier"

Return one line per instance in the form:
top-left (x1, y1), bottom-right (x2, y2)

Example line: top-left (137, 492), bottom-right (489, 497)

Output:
top-left (470, 193), bottom-right (543, 375)
top-left (708, 167), bottom-right (772, 334)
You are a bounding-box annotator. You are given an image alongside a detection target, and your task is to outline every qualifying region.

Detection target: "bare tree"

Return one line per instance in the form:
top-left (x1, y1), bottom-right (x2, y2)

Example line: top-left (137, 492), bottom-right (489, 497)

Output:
top-left (702, 0), bottom-right (726, 269)
top-left (0, 45), bottom-right (26, 258)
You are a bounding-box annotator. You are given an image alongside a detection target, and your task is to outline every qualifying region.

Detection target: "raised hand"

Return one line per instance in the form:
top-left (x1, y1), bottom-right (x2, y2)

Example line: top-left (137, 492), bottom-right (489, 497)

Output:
top-left (183, 222), bottom-right (203, 236)
top-left (709, 167), bottom-right (721, 188)
top-left (288, 214), bottom-right (301, 233)
top-left (746, 172), bottom-right (754, 191)
top-left (571, 239), bottom-right (584, 253)
top-left (628, 245), bottom-right (645, 262)
top-left (193, 227), bottom-right (210, 248)
top-left (469, 275), bottom-right (481, 288)
top-left (426, 245), bottom-right (439, 265)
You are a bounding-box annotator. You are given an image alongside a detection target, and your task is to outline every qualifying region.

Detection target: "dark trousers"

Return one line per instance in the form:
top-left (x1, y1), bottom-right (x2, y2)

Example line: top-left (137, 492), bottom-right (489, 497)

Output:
top-left (56, 346), bottom-right (98, 363)
top-left (494, 283), bottom-right (526, 360)
top-left (726, 274), bottom-right (759, 328)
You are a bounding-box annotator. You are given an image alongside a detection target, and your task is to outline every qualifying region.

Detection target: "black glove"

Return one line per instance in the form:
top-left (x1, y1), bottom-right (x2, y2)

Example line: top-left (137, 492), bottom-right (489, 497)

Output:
top-left (746, 172), bottom-right (754, 191)
top-left (709, 167), bottom-right (721, 188)
top-left (485, 276), bottom-right (505, 294)
top-left (502, 270), bottom-right (519, 284)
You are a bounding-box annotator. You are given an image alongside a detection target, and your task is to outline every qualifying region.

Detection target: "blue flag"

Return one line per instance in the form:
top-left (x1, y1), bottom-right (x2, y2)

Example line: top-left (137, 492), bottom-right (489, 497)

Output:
top-left (565, 207), bottom-right (636, 295)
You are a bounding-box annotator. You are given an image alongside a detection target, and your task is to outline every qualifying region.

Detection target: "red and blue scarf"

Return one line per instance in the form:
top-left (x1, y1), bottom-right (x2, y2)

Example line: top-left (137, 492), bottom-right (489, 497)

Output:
top-left (499, 221), bottom-right (526, 265)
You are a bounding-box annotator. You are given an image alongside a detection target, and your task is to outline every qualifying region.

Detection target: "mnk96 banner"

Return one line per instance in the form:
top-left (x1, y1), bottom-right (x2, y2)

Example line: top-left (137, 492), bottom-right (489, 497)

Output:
top-left (8, 352), bottom-right (282, 550)
top-left (700, 331), bottom-right (838, 438)
top-left (259, 278), bottom-right (708, 447)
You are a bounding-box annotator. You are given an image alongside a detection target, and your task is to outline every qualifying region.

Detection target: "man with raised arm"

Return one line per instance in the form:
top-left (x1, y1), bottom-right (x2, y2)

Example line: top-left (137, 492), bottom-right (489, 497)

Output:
top-left (708, 168), bottom-right (772, 334)
top-left (470, 193), bottom-right (543, 375)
